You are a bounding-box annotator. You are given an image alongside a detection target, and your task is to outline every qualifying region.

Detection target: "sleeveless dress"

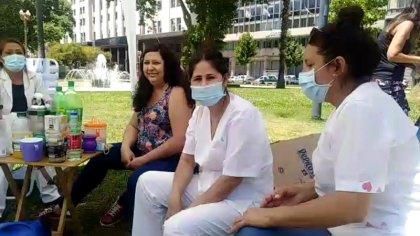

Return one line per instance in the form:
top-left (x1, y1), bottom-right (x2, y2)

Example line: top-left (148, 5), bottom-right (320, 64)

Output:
top-left (373, 31), bottom-right (412, 115)
top-left (137, 86), bottom-right (173, 154)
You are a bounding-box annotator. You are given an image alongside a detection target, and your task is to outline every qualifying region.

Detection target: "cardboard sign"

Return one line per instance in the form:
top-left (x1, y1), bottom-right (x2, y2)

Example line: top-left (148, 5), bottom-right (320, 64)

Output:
top-left (271, 134), bottom-right (320, 187)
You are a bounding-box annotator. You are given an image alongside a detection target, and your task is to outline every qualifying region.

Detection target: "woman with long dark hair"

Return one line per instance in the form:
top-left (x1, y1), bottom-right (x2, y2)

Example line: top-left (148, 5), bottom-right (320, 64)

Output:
top-left (373, 1), bottom-right (420, 115)
top-left (40, 44), bottom-right (194, 227)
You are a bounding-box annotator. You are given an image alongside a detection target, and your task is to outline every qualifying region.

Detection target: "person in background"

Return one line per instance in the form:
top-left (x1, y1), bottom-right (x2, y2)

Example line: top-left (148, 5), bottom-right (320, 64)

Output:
top-left (373, 1), bottom-right (420, 115)
top-left (231, 6), bottom-right (420, 236)
top-left (131, 45), bottom-right (273, 236)
top-left (39, 44), bottom-right (194, 227)
top-left (0, 38), bottom-right (60, 220)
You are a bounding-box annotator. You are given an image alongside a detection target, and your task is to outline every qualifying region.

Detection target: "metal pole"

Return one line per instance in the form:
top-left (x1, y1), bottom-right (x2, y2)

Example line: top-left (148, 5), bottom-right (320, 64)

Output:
top-left (36, 0), bottom-right (46, 58)
top-left (24, 21), bottom-right (28, 49)
top-left (311, 0), bottom-right (330, 120)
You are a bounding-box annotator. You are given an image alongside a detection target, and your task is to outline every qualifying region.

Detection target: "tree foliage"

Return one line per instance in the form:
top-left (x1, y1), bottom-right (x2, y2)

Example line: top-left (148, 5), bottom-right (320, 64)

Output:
top-left (0, 0), bottom-right (74, 51)
top-left (48, 43), bottom-right (111, 68)
top-left (284, 34), bottom-right (304, 70)
top-left (235, 33), bottom-right (258, 66)
top-left (330, 0), bottom-right (388, 35)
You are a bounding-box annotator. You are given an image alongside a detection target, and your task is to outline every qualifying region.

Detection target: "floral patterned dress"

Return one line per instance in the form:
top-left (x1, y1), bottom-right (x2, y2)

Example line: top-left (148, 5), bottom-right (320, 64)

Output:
top-left (137, 87), bottom-right (173, 154)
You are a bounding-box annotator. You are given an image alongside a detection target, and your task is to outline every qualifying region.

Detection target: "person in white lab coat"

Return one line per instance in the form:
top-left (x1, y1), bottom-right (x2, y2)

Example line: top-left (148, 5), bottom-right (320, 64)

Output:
top-left (231, 6), bottom-right (420, 236)
top-left (0, 39), bottom-right (60, 219)
top-left (131, 45), bottom-right (274, 236)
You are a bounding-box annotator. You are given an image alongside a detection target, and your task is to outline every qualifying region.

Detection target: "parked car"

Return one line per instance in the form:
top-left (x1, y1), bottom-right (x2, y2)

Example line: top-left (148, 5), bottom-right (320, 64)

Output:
top-left (285, 75), bottom-right (299, 85)
top-left (253, 75), bottom-right (278, 85)
top-left (229, 75), bottom-right (254, 84)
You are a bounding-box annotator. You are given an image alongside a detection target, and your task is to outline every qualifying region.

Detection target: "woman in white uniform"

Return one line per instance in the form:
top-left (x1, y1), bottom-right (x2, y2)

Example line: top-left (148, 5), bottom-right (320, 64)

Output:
top-left (0, 39), bottom-right (60, 219)
top-left (131, 45), bottom-right (273, 235)
top-left (231, 6), bottom-right (420, 236)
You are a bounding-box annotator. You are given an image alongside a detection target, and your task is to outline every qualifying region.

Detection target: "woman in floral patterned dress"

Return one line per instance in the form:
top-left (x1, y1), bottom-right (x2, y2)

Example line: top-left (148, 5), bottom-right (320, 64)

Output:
top-left (39, 44), bottom-right (194, 227)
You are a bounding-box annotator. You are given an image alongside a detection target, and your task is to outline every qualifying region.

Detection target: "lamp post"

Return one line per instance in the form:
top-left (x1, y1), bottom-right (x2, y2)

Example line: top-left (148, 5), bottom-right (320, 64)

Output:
top-left (19, 9), bottom-right (31, 49)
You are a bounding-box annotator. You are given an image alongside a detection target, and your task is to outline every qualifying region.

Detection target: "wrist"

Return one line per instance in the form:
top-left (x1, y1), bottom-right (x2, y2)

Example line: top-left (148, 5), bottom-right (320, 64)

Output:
top-left (266, 207), bottom-right (285, 227)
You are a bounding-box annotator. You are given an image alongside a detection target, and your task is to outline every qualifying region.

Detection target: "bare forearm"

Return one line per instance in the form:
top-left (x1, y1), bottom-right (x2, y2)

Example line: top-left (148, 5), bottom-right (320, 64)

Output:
top-left (171, 155), bottom-right (195, 196)
top-left (122, 125), bottom-right (138, 149)
top-left (389, 53), bottom-right (420, 64)
top-left (267, 192), bottom-right (369, 228)
top-left (197, 176), bottom-right (242, 204)
top-left (142, 137), bottom-right (185, 162)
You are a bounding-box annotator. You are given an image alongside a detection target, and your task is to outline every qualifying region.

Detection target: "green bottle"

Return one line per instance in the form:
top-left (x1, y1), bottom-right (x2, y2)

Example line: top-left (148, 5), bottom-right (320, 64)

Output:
top-left (52, 86), bottom-right (65, 115)
top-left (64, 81), bottom-right (83, 135)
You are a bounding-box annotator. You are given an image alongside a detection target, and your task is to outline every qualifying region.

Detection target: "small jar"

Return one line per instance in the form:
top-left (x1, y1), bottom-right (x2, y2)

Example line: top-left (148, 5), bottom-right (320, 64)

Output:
top-left (83, 134), bottom-right (97, 154)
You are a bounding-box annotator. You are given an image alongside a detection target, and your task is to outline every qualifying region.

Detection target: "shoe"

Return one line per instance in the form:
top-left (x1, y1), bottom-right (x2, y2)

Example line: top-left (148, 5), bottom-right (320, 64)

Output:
top-left (38, 205), bottom-right (71, 219)
top-left (100, 200), bottom-right (125, 227)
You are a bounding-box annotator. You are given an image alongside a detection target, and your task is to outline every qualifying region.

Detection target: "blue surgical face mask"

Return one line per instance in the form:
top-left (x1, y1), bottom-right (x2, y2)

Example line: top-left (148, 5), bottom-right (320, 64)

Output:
top-left (298, 59), bottom-right (336, 103)
top-left (3, 54), bottom-right (26, 72)
top-left (191, 82), bottom-right (226, 107)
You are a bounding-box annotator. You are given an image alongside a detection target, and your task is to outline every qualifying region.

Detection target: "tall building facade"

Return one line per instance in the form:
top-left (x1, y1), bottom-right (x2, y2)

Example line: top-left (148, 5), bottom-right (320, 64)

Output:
top-left (69, 0), bottom-right (321, 76)
top-left (223, 0), bottom-right (321, 77)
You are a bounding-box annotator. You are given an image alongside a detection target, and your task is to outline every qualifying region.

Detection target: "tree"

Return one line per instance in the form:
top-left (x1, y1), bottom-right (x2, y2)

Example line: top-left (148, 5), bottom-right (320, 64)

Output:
top-left (329, 0), bottom-right (388, 35)
top-left (235, 33), bottom-right (258, 76)
top-left (284, 34), bottom-right (304, 74)
top-left (0, 0), bottom-right (74, 51)
top-left (276, 0), bottom-right (290, 89)
top-left (48, 43), bottom-right (111, 68)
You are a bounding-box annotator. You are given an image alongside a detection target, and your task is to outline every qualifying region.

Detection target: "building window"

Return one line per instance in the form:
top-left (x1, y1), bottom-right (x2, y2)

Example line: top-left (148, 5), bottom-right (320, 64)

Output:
top-left (100, 16), bottom-right (103, 23)
top-left (171, 19), bottom-right (176, 32)
top-left (94, 32), bottom-right (96, 40)
top-left (80, 7), bottom-right (82, 14)
top-left (177, 18), bottom-right (182, 31)
top-left (171, 0), bottom-right (179, 8)
top-left (93, 17), bottom-right (95, 24)
top-left (157, 0), bottom-right (162, 10)
top-left (156, 21), bottom-right (162, 33)
top-left (115, 13), bottom-right (118, 19)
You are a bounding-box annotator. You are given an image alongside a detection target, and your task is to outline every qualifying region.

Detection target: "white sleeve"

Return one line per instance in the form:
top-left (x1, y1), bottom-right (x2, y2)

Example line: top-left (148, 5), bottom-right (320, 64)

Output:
top-left (182, 107), bottom-right (201, 155)
top-left (223, 108), bottom-right (272, 178)
top-left (334, 102), bottom-right (392, 193)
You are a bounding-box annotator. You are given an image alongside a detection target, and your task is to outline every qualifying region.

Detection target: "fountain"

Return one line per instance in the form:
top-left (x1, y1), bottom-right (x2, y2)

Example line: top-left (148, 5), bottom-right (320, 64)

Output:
top-left (63, 54), bottom-right (131, 91)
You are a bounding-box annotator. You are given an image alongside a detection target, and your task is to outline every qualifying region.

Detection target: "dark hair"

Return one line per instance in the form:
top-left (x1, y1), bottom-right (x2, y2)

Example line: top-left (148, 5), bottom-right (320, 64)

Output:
top-left (133, 44), bottom-right (194, 112)
top-left (308, 6), bottom-right (380, 82)
top-left (388, 0), bottom-right (420, 33)
top-left (188, 44), bottom-right (229, 79)
top-left (0, 38), bottom-right (27, 68)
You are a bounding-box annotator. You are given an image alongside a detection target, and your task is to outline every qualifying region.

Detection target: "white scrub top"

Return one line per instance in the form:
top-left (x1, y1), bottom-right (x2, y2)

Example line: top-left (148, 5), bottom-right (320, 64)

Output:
top-left (313, 82), bottom-right (420, 236)
top-left (183, 94), bottom-right (273, 213)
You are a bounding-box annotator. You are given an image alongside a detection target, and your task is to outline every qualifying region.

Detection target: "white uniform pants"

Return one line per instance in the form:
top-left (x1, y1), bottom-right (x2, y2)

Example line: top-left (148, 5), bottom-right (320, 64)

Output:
top-left (132, 171), bottom-right (241, 236)
top-left (0, 166), bottom-right (60, 217)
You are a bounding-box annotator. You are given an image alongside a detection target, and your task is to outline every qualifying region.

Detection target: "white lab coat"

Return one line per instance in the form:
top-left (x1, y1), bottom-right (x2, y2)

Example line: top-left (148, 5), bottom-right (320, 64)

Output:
top-left (313, 82), bottom-right (420, 236)
top-left (0, 68), bottom-right (59, 217)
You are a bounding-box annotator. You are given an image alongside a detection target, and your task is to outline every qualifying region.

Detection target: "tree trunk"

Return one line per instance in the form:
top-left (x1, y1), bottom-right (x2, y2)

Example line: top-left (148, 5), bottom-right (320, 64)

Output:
top-left (36, 0), bottom-right (46, 58)
top-left (179, 0), bottom-right (192, 29)
top-left (276, 0), bottom-right (290, 89)
top-left (246, 63), bottom-right (250, 76)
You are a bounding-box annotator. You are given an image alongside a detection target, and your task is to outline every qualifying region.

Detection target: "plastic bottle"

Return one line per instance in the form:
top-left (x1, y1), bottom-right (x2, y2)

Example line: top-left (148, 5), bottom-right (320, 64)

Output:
top-left (52, 86), bottom-right (65, 115)
top-left (63, 81), bottom-right (83, 160)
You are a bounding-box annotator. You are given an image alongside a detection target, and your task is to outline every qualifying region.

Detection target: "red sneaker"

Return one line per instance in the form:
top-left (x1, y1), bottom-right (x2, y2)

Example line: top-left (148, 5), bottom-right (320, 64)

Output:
top-left (100, 200), bottom-right (125, 227)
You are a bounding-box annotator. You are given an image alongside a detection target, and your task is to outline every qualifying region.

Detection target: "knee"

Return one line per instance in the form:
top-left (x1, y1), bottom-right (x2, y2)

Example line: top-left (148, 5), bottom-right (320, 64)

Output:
top-left (163, 215), bottom-right (190, 236)
top-left (135, 171), bottom-right (160, 196)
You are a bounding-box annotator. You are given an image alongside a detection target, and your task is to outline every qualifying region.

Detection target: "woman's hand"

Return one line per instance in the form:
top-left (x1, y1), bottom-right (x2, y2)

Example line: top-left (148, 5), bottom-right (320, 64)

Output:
top-left (121, 146), bottom-right (135, 168)
top-left (127, 156), bottom-right (148, 170)
top-left (229, 208), bottom-right (273, 234)
top-left (166, 193), bottom-right (183, 220)
top-left (261, 182), bottom-right (317, 208)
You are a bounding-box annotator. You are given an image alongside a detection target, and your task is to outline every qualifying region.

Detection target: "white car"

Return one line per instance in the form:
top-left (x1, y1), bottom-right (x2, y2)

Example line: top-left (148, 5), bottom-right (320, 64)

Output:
top-left (285, 75), bottom-right (299, 85)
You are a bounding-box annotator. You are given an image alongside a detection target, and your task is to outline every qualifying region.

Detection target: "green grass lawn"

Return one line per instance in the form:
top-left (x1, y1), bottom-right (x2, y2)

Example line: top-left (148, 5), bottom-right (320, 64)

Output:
top-left (4, 87), bottom-right (419, 236)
